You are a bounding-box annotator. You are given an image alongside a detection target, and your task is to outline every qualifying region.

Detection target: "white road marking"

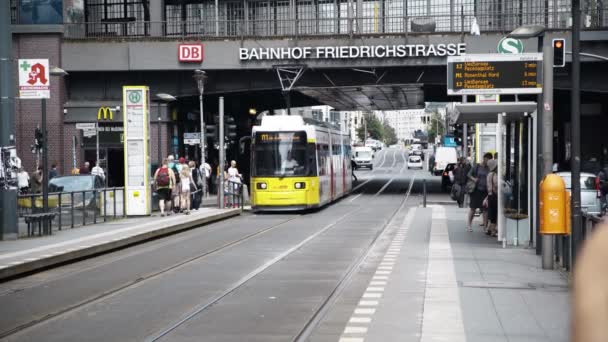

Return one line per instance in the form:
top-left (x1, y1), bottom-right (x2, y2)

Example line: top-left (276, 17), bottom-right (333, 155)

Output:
top-left (348, 193), bottom-right (363, 203)
top-left (372, 275), bottom-right (388, 280)
top-left (374, 177), bottom-right (395, 197)
top-left (339, 337), bottom-right (364, 342)
top-left (355, 308), bottom-right (377, 315)
top-left (375, 270), bottom-right (391, 275)
top-left (370, 281), bottom-right (387, 286)
top-left (344, 326), bottom-right (368, 334)
top-left (349, 317), bottom-right (372, 324)
top-left (378, 266), bottom-right (393, 270)
top-left (359, 300), bottom-right (379, 306)
top-left (362, 293), bottom-right (382, 299)
top-left (352, 177), bottom-right (375, 192)
top-left (366, 286), bottom-right (385, 292)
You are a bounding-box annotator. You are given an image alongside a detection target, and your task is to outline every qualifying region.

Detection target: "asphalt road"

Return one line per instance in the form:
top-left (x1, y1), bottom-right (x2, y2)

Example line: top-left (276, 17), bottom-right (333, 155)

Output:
top-left (0, 147), bottom-right (447, 342)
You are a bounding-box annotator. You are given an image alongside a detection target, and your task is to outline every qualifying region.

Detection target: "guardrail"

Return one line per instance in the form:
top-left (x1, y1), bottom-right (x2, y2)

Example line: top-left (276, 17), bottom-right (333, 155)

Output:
top-left (62, 8), bottom-right (608, 40)
top-left (18, 188), bottom-right (126, 233)
top-left (222, 180), bottom-right (244, 210)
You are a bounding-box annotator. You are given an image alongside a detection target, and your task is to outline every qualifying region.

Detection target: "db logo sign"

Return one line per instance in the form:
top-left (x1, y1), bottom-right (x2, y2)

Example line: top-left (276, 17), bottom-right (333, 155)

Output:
top-left (178, 44), bottom-right (203, 62)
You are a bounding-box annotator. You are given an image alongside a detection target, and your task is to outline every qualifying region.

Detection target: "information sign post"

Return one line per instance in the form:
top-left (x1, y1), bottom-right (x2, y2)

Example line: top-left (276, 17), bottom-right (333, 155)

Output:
top-left (123, 86), bottom-right (151, 216)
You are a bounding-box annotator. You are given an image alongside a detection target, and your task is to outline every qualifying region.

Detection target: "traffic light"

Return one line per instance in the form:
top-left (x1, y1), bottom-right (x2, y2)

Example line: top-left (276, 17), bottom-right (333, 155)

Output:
top-left (34, 127), bottom-right (43, 150)
top-left (553, 38), bottom-right (565, 67)
top-left (205, 125), bottom-right (217, 141)
top-left (225, 116), bottom-right (237, 139)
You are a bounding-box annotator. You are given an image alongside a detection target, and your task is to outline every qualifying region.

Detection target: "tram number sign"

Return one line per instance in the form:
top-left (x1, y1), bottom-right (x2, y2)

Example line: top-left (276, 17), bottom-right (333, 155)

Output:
top-left (447, 53), bottom-right (543, 95)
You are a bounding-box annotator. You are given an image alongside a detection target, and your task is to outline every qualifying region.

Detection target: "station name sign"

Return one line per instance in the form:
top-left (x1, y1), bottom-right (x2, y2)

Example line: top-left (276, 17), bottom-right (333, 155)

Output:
top-left (240, 43), bottom-right (466, 61)
top-left (447, 53), bottom-right (543, 95)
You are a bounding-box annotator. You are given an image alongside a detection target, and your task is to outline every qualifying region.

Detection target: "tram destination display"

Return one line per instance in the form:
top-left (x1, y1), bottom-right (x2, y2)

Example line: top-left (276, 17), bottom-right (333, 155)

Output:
top-left (447, 53), bottom-right (543, 95)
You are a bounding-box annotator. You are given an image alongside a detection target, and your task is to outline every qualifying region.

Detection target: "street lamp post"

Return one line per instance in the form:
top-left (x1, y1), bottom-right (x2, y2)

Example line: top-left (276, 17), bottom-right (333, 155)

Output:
top-left (155, 93), bottom-right (177, 166)
top-left (193, 70), bottom-right (207, 196)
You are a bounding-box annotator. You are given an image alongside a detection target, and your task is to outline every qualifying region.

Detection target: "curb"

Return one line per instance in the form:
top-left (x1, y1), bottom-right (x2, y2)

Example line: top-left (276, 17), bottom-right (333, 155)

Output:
top-left (0, 209), bottom-right (241, 281)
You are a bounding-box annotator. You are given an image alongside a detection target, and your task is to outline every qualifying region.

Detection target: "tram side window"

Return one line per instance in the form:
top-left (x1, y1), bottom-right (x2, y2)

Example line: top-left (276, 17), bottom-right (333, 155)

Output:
top-left (317, 144), bottom-right (329, 176)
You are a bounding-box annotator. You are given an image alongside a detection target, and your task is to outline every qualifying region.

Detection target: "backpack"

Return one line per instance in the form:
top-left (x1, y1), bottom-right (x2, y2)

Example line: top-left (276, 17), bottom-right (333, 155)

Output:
top-left (156, 167), bottom-right (170, 187)
top-left (171, 164), bottom-right (180, 183)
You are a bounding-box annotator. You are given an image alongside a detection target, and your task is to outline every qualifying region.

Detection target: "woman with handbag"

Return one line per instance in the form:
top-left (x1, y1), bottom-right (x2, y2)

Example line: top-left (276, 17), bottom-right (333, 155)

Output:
top-left (466, 153), bottom-right (492, 232)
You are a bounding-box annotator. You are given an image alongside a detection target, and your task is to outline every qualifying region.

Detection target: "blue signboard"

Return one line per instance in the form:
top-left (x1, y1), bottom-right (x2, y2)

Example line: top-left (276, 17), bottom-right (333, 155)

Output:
top-left (443, 136), bottom-right (457, 147)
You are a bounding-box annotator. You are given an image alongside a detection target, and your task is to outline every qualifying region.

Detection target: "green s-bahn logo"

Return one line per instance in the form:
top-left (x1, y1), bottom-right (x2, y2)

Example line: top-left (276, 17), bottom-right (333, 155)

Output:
top-left (497, 37), bottom-right (524, 54)
top-left (128, 90), bottom-right (142, 104)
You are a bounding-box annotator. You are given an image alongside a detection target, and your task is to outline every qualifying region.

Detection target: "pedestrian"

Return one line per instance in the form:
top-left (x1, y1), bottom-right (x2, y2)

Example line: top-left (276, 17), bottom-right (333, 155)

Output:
top-left (485, 159), bottom-right (498, 237)
top-left (79, 161), bottom-right (90, 174)
top-left (226, 160), bottom-right (242, 208)
top-left (351, 158), bottom-right (358, 182)
top-left (31, 167), bottom-right (43, 193)
top-left (153, 158), bottom-right (175, 217)
top-left (91, 161), bottom-right (105, 182)
top-left (189, 160), bottom-right (203, 210)
top-left (49, 163), bottom-right (58, 180)
top-left (179, 163), bottom-right (196, 215)
top-left (466, 152), bottom-right (492, 232)
top-left (199, 159), bottom-right (211, 198)
top-left (17, 167), bottom-right (30, 194)
top-left (452, 157), bottom-right (470, 208)
top-left (428, 154), bottom-right (435, 174)
top-left (168, 155), bottom-right (181, 213)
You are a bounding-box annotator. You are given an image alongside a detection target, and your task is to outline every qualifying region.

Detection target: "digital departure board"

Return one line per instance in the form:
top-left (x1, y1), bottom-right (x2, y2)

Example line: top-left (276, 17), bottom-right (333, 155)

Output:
top-left (255, 132), bottom-right (306, 144)
top-left (447, 54), bottom-right (543, 95)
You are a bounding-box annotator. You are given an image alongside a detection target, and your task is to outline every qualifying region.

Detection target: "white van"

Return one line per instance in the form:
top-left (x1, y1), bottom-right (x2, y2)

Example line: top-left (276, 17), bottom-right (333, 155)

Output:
top-left (433, 147), bottom-right (458, 175)
top-left (353, 146), bottom-right (374, 170)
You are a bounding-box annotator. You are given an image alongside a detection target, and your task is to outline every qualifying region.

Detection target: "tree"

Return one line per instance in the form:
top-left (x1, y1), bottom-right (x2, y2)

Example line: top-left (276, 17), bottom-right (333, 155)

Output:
top-left (426, 110), bottom-right (445, 144)
top-left (382, 121), bottom-right (398, 145)
top-left (357, 114), bottom-right (384, 142)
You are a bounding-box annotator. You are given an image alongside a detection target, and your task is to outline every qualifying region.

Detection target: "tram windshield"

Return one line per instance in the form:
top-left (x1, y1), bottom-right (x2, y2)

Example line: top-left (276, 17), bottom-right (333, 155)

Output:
top-left (253, 131), bottom-right (310, 177)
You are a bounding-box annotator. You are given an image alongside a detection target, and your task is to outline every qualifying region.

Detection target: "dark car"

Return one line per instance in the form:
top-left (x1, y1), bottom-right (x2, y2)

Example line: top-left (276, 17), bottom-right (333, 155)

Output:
top-left (441, 163), bottom-right (456, 192)
top-left (411, 149), bottom-right (424, 161)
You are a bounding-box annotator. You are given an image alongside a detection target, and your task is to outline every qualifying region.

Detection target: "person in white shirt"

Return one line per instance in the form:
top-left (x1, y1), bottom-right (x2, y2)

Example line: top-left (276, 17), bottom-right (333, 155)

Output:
top-left (91, 161), bottom-right (105, 182)
top-left (199, 161), bottom-right (211, 198)
top-left (17, 168), bottom-right (30, 194)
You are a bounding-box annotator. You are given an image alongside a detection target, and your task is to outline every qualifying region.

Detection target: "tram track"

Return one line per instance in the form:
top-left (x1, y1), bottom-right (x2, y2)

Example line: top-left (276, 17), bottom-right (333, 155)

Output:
top-left (145, 177), bottom-right (402, 342)
top-left (293, 174), bottom-right (416, 342)
top-left (1, 177), bottom-right (391, 341)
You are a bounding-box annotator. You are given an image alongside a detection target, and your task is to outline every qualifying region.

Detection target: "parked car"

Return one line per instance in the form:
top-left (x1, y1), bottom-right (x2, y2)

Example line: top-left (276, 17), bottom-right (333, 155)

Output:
top-left (407, 155), bottom-right (423, 169)
top-left (556, 172), bottom-right (601, 215)
top-left (49, 175), bottom-right (105, 210)
top-left (441, 163), bottom-right (457, 192)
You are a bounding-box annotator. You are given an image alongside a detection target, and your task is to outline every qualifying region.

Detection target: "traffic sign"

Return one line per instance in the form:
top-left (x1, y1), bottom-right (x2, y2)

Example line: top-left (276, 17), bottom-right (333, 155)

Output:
top-left (76, 123), bottom-right (96, 130)
top-left (18, 59), bottom-right (50, 99)
top-left (183, 132), bottom-right (201, 145)
top-left (83, 128), bottom-right (97, 137)
top-left (447, 53), bottom-right (543, 95)
top-left (497, 37), bottom-right (524, 54)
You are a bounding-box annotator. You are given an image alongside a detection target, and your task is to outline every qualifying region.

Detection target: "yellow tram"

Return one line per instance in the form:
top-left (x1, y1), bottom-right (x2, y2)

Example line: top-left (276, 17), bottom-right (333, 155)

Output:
top-left (251, 115), bottom-right (352, 211)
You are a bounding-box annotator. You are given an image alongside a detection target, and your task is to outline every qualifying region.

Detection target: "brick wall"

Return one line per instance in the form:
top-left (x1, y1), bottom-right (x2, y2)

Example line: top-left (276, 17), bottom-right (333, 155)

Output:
top-left (13, 33), bottom-right (65, 175)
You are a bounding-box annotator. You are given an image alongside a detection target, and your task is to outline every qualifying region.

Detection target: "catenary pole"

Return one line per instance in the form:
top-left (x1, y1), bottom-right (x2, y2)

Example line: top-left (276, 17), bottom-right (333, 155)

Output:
top-left (541, 42), bottom-right (555, 269)
top-left (0, 2), bottom-right (17, 239)
top-left (219, 97), bottom-right (225, 208)
top-left (570, 0), bottom-right (582, 267)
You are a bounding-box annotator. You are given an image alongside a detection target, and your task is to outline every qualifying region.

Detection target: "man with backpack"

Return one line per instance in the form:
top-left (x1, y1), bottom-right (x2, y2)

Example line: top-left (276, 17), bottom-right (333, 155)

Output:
top-left (154, 158), bottom-right (176, 217)
top-left (452, 157), bottom-right (471, 208)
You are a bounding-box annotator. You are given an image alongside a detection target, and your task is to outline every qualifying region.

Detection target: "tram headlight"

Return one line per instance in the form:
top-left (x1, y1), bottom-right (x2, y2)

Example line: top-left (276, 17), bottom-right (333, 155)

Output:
top-left (256, 182), bottom-right (267, 190)
top-left (294, 182), bottom-right (306, 189)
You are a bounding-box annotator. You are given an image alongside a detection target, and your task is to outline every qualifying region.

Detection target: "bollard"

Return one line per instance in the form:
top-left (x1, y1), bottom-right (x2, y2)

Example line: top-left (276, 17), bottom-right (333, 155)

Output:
top-left (539, 174), bottom-right (568, 269)
top-left (423, 179), bottom-right (427, 208)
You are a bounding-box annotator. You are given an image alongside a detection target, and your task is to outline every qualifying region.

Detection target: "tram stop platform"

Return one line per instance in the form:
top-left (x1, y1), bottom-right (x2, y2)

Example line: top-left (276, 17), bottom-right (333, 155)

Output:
top-left (0, 207), bottom-right (241, 282)
top-left (314, 205), bottom-right (570, 342)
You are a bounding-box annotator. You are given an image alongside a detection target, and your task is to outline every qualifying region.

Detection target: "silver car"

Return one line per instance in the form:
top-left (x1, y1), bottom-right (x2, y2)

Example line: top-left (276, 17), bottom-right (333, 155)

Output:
top-left (556, 172), bottom-right (601, 215)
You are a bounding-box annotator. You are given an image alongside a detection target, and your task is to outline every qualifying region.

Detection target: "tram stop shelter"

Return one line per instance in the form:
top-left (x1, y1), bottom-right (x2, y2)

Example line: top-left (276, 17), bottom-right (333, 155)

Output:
top-left (451, 101), bottom-right (539, 249)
